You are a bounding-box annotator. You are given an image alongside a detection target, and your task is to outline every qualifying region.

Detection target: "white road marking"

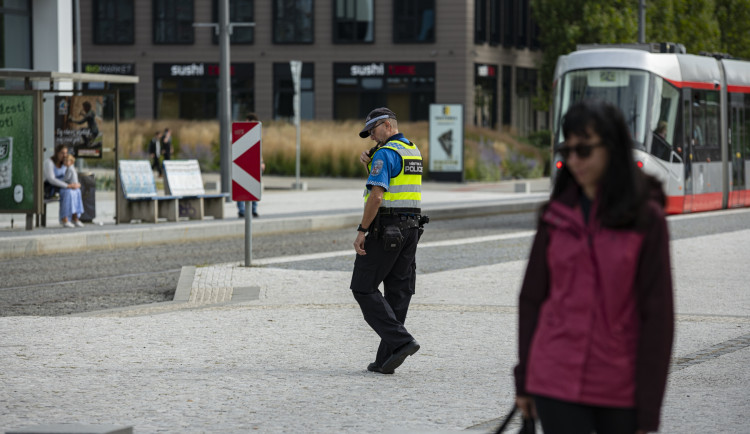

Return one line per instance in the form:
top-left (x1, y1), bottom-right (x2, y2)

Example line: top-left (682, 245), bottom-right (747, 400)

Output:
top-left (253, 206), bottom-right (750, 266)
top-left (253, 231), bottom-right (537, 265)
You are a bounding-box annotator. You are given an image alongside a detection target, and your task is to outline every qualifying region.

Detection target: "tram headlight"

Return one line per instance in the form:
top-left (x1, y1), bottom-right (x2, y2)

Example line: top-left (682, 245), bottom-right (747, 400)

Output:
top-left (555, 160), bottom-right (563, 170)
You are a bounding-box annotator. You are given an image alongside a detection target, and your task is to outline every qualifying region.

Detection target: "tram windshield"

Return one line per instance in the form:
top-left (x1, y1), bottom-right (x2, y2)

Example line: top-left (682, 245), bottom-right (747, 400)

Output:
top-left (555, 69), bottom-right (650, 149)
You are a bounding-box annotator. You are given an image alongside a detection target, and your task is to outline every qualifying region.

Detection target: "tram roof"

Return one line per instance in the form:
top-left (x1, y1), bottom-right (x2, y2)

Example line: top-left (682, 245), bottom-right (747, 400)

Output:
top-left (554, 48), bottom-right (728, 88)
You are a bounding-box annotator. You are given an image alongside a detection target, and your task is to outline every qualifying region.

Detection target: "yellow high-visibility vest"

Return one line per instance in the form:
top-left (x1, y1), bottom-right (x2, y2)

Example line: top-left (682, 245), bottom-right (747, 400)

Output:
top-left (364, 140), bottom-right (422, 211)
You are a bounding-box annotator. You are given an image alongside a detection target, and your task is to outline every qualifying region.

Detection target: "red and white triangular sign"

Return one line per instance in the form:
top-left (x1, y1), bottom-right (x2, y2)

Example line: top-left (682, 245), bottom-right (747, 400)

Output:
top-left (231, 122), bottom-right (262, 201)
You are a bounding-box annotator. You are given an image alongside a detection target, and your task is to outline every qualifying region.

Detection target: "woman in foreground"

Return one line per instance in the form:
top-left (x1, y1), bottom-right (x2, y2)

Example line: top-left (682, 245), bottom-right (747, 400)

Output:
top-left (514, 100), bottom-right (674, 433)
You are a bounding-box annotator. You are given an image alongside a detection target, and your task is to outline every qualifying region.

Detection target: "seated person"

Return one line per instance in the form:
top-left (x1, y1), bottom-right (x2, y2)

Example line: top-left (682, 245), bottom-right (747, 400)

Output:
top-left (43, 144), bottom-right (85, 228)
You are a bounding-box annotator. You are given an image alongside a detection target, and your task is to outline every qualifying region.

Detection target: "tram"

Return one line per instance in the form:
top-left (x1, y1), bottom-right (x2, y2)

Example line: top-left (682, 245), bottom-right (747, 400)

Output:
top-left (551, 43), bottom-right (750, 214)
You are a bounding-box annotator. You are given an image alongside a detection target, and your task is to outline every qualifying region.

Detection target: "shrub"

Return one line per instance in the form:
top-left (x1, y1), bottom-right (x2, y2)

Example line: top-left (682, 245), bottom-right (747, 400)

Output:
top-left (88, 119), bottom-right (545, 181)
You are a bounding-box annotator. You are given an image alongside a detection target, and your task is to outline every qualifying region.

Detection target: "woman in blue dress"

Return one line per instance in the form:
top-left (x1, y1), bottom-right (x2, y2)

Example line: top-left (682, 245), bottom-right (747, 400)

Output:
top-left (43, 144), bottom-right (84, 227)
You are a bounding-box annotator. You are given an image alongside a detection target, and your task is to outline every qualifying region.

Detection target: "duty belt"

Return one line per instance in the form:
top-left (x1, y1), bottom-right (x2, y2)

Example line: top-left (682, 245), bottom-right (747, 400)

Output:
top-left (379, 215), bottom-right (420, 231)
top-left (377, 207), bottom-right (421, 216)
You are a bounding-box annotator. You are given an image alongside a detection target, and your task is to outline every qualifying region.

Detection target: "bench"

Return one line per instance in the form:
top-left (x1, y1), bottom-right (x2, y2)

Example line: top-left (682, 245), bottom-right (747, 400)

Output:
top-left (163, 160), bottom-right (227, 220)
top-left (38, 183), bottom-right (60, 227)
top-left (118, 160), bottom-right (179, 223)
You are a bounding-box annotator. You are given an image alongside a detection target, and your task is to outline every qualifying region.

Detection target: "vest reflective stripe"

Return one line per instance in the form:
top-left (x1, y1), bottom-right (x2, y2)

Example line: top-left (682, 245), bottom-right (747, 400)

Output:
top-left (365, 140), bottom-right (422, 210)
top-left (389, 184), bottom-right (421, 193)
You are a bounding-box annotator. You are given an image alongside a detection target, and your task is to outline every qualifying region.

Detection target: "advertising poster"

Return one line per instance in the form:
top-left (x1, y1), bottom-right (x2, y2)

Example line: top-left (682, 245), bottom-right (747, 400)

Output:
top-left (54, 95), bottom-right (104, 158)
top-left (0, 94), bottom-right (35, 212)
top-left (428, 104), bottom-right (464, 181)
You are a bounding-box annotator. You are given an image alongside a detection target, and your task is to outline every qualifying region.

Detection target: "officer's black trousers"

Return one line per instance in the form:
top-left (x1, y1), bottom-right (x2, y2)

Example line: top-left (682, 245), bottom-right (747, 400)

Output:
top-left (350, 225), bottom-right (419, 366)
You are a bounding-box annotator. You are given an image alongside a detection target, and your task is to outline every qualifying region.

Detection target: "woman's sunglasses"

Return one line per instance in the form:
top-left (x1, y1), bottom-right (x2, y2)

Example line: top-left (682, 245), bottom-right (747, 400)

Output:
top-left (557, 143), bottom-right (601, 160)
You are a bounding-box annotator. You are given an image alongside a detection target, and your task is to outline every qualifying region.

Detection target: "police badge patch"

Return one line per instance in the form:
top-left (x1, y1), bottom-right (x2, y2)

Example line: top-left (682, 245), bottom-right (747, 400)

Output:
top-left (370, 159), bottom-right (384, 176)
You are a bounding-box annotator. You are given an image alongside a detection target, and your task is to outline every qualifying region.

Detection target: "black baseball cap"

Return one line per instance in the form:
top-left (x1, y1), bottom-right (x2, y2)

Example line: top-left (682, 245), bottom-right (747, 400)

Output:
top-left (359, 107), bottom-right (397, 138)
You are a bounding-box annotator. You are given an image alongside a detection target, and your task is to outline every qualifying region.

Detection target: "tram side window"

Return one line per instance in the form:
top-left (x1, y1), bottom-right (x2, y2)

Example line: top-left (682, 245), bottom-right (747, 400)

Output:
top-left (691, 90), bottom-right (720, 162)
top-left (650, 78), bottom-right (681, 161)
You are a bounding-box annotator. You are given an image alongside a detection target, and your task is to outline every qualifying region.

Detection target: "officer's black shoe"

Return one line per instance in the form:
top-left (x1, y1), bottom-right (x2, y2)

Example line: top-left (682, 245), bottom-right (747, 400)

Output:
top-left (381, 340), bottom-right (420, 373)
top-left (367, 362), bottom-right (393, 375)
top-left (252, 212), bottom-right (259, 218)
top-left (238, 212), bottom-right (245, 218)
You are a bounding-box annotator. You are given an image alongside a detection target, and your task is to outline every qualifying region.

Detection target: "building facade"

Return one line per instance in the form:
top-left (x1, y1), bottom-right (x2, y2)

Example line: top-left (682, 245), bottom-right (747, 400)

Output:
top-left (3, 0), bottom-right (546, 135)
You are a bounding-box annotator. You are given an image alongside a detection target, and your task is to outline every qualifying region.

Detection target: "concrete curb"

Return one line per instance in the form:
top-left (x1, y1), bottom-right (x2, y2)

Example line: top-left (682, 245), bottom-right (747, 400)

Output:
top-left (0, 198), bottom-right (546, 259)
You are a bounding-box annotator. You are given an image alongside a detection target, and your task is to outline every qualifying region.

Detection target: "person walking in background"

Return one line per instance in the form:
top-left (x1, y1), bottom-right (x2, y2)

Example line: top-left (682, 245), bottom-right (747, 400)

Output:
top-left (148, 130), bottom-right (162, 178)
top-left (43, 144), bottom-right (85, 228)
top-left (237, 113), bottom-right (265, 218)
top-left (350, 107), bottom-right (425, 374)
top-left (514, 100), bottom-right (674, 433)
top-left (161, 128), bottom-right (172, 163)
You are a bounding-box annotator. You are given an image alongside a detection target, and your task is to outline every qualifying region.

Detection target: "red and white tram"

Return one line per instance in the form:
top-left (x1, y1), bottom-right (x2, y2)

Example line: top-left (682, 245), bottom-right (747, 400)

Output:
top-left (551, 44), bottom-right (750, 214)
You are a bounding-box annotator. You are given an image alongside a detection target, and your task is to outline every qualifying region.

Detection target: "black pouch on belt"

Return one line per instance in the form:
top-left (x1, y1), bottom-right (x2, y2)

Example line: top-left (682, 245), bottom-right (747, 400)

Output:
top-left (382, 224), bottom-right (404, 251)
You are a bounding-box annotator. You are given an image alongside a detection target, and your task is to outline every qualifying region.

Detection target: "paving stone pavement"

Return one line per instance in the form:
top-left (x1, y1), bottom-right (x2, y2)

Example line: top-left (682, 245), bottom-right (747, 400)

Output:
top-left (1, 230), bottom-right (749, 433)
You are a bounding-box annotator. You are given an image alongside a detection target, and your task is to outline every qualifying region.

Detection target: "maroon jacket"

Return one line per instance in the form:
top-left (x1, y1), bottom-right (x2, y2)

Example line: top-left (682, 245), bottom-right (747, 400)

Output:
top-left (514, 184), bottom-right (674, 431)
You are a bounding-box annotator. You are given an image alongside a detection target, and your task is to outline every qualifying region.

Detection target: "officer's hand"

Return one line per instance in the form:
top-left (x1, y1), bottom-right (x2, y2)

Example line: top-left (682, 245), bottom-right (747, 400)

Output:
top-left (353, 232), bottom-right (367, 255)
top-left (515, 395), bottom-right (537, 420)
top-left (359, 151), bottom-right (372, 166)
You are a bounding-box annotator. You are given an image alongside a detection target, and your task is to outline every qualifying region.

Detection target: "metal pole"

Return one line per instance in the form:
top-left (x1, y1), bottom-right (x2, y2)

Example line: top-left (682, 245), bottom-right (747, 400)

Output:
top-left (290, 61), bottom-right (302, 189)
top-left (114, 89), bottom-right (120, 225)
top-left (244, 202), bottom-right (252, 266)
top-left (219, 0), bottom-right (232, 200)
top-left (638, 0), bottom-right (646, 43)
top-left (75, 0), bottom-right (82, 88)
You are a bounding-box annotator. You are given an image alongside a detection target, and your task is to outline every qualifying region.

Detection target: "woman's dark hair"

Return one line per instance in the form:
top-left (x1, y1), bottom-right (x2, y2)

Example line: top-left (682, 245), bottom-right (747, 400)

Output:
top-left (52, 144), bottom-right (68, 163)
top-left (553, 100), bottom-right (660, 228)
top-left (82, 101), bottom-right (92, 111)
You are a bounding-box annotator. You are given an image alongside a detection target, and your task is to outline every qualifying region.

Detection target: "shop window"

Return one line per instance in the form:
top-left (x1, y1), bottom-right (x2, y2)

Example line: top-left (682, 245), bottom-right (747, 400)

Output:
top-left (333, 62), bottom-right (434, 121)
top-left (393, 0), bottom-right (434, 43)
top-left (94, 0), bottom-right (134, 44)
top-left (0, 0), bottom-right (31, 69)
top-left (273, 63), bottom-right (314, 121)
top-left (475, 64), bottom-right (498, 128)
top-left (502, 65), bottom-right (512, 126)
top-left (84, 82), bottom-right (136, 120)
top-left (274, 0), bottom-right (313, 44)
top-left (212, 0), bottom-right (254, 44)
top-left (515, 67), bottom-right (537, 135)
top-left (154, 63), bottom-right (254, 120)
top-left (333, 0), bottom-right (373, 43)
top-left (83, 64), bottom-right (136, 119)
top-left (153, 0), bottom-right (194, 44)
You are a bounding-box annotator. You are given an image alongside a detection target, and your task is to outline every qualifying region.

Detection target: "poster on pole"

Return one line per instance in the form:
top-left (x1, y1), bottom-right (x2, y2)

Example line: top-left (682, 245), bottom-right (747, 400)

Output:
top-left (0, 93), bottom-right (36, 213)
top-left (428, 104), bottom-right (464, 182)
top-left (54, 95), bottom-right (104, 158)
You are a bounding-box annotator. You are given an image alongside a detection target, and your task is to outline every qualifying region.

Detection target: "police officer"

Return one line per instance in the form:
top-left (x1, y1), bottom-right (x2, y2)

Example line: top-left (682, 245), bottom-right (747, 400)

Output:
top-left (351, 107), bottom-right (424, 374)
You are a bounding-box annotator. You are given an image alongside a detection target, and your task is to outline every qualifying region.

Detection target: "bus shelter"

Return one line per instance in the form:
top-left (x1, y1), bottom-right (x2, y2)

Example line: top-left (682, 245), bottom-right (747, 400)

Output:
top-left (0, 70), bottom-right (138, 230)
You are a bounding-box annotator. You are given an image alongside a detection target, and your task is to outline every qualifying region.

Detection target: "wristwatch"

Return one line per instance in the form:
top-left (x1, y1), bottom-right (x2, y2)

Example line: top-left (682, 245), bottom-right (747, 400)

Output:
top-left (357, 224), bottom-right (369, 233)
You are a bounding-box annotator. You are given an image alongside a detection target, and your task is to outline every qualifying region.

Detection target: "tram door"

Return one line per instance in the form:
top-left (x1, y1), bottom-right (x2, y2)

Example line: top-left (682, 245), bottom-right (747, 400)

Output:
top-left (682, 88), bottom-right (694, 212)
top-left (729, 95), bottom-right (746, 207)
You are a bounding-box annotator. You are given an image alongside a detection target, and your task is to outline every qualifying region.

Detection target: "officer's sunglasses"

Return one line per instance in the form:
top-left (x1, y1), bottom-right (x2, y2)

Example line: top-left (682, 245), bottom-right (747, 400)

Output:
top-left (369, 121), bottom-right (386, 137)
top-left (557, 143), bottom-right (601, 160)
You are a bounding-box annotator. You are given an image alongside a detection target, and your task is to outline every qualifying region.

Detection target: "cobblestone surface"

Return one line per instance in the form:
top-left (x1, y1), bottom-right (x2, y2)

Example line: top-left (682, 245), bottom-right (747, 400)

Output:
top-left (1, 230), bottom-right (749, 433)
